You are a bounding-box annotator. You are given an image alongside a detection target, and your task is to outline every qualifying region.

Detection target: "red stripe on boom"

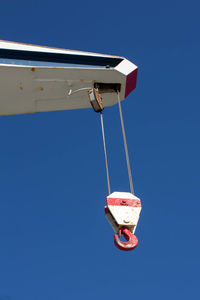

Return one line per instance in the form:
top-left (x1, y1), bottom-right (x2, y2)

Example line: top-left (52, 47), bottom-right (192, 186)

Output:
top-left (125, 68), bottom-right (138, 98)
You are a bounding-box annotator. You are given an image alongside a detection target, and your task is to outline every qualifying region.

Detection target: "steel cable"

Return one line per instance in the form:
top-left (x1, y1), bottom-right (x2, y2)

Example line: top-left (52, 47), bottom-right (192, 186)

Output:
top-left (100, 112), bottom-right (111, 195)
top-left (117, 91), bottom-right (134, 195)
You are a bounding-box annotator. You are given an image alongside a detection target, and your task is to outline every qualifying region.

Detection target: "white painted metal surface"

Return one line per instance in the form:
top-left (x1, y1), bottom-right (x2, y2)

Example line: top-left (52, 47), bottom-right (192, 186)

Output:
top-left (0, 41), bottom-right (138, 116)
top-left (106, 192), bottom-right (142, 234)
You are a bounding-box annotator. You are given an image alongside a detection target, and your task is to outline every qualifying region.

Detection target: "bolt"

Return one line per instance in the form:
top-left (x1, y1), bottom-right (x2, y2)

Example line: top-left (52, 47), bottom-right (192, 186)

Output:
top-left (123, 218), bottom-right (130, 223)
top-left (121, 200), bottom-right (127, 205)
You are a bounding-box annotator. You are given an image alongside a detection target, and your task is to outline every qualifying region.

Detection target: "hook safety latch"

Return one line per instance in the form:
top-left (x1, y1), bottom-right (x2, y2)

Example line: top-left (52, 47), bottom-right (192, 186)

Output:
top-left (114, 227), bottom-right (138, 251)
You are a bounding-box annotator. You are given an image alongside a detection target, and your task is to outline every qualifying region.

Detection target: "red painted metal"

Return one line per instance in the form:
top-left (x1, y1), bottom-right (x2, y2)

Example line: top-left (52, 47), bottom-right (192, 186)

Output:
top-left (107, 197), bottom-right (141, 207)
top-left (114, 227), bottom-right (138, 251)
top-left (125, 68), bottom-right (138, 98)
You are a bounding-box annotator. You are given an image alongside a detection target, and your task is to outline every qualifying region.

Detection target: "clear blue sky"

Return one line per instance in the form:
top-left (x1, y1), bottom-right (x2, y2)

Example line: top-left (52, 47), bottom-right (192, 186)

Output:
top-left (0, 1), bottom-right (199, 299)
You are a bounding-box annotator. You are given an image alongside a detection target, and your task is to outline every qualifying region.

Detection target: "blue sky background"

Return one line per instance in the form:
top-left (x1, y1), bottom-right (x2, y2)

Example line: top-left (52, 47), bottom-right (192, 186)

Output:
top-left (0, 0), bottom-right (199, 299)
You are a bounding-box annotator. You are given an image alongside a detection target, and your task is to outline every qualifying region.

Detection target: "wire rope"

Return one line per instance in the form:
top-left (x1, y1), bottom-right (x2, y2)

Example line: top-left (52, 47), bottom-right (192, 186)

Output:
top-left (117, 91), bottom-right (134, 195)
top-left (100, 112), bottom-right (111, 195)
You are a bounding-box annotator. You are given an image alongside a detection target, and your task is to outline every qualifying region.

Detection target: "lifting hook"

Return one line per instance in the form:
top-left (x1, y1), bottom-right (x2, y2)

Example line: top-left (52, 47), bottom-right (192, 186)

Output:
top-left (114, 227), bottom-right (138, 251)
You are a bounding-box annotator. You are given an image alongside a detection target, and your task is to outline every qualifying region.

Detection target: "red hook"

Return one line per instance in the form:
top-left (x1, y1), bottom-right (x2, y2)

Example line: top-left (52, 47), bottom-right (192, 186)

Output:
top-left (114, 227), bottom-right (138, 251)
